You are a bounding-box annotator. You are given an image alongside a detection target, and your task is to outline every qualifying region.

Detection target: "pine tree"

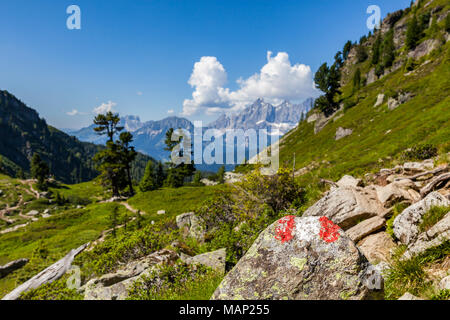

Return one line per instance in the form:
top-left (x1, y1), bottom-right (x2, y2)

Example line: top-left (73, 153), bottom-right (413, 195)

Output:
top-left (382, 29), bottom-right (395, 68)
top-left (93, 112), bottom-right (124, 142)
top-left (406, 14), bottom-right (420, 50)
top-left (30, 153), bottom-right (50, 191)
top-left (343, 41), bottom-right (352, 60)
top-left (217, 165), bottom-right (225, 184)
top-left (353, 68), bottom-right (361, 92)
top-left (372, 35), bottom-right (382, 65)
top-left (446, 13), bottom-right (450, 33)
top-left (155, 161), bottom-right (165, 188)
top-left (139, 161), bottom-right (156, 192)
top-left (356, 45), bottom-right (368, 63)
top-left (118, 132), bottom-right (137, 195)
top-left (193, 171), bottom-right (203, 185)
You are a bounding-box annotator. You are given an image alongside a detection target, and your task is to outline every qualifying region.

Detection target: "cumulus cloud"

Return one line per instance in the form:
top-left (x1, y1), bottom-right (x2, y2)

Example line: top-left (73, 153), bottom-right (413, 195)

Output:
top-left (66, 109), bottom-right (80, 116)
top-left (167, 109), bottom-right (174, 114)
top-left (137, 91), bottom-right (143, 96)
top-left (182, 51), bottom-right (318, 116)
top-left (93, 101), bottom-right (117, 114)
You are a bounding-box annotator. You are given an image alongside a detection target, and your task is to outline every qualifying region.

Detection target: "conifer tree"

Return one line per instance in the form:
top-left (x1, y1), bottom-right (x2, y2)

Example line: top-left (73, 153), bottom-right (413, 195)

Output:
top-left (30, 153), bottom-right (50, 191)
top-left (406, 14), bottom-right (420, 50)
top-left (139, 161), bottom-right (156, 192)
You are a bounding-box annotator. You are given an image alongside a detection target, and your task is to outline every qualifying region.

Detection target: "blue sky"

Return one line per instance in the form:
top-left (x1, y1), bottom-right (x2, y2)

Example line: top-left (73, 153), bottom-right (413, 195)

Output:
top-left (0, 0), bottom-right (411, 129)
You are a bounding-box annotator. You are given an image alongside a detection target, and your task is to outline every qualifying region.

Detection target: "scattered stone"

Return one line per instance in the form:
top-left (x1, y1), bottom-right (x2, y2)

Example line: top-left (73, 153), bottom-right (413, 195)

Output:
top-left (43, 209), bottom-right (50, 214)
top-left (398, 292), bottom-right (423, 300)
top-left (375, 182), bottom-right (416, 208)
top-left (374, 94), bottom-right (385, 107)
top-left (393, 192), bottom-right (450, 245)
top-left (200, 178), bottom-right (218, 186)
top-left (408, 39), bottom-right (440, 60)
top-left (180, 248), bottom-right (226, 274)
top-left (224, 172), bottom-right (243, 184)
top-left (403, 211), bottom-right (450, 259)
top-left (336, 175), bottom-right (363, 188)
top-left (357, 232), bottom-right (396, 265)
top-left (346, 216), bottom-right (386, 243)
top-left (2, 243), bottom-right (88, 300)
top-left (0, 258), bottom-right (29, 279)
top-left (176, 212), bottom-right (205, 242)
top-left (439, 276), bottom-right (450, 290)
top-left (83, 249), bottom-right (179, 300)
top-left (157, 210), bottom-right (166, 215)
top-left (403, 161), bottom-right (434, 173)
top-left (26, 210), bottom-right (39, 216)
top-left (303, 186), bottom-right (385, 230)
top-left (335, 127), bottom-right (353, 141)
top-left (211, 216), bottom-right (383, 300)
top-left (307, 113), bottom-right (320, 123)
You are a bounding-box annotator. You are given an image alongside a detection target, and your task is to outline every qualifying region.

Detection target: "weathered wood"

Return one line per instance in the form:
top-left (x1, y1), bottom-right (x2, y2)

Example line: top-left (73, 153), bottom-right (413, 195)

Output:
top-left (1, 243), bottom-right (88, 300)
top-left (398, 165), bottom-right (448, 181)
top-left (320, 179), bottom-right (339, 188)
top-left (420, 172), bottom-right (450, 197)
top-left (0, 258), bottom-right (28, 279)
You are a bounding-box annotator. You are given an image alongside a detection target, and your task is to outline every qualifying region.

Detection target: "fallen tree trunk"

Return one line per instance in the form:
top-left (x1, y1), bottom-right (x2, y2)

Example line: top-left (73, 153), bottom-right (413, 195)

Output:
top-left (1, 243), bottom-right (88, 300)
top-left (398, 165), bottom-right (448, 181)
top-left (0, 258), bottom-right (28, 279)
top-left (420, 172), bottom-right (450, 197)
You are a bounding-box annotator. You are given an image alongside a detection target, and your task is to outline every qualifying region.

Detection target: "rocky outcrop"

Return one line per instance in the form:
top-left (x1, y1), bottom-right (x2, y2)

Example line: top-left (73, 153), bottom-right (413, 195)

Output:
top-left (398, 292), bottom-right (423, 300)
top-left (375, 180), bottom-right (418, 208)
top-left (211, 216), bottom-right (382, 300)
top-left (374, 94), bottom-right (385, 107)
top-left (337, 175), bottom-right (363, 188)
top-left (83, 249), bottom-right (179, 300)
top-left (176, 212), bottom-right (205, 242)
top-left (335, 127), bottom-right (353, 141)
top-left (357, 232), bottom-right (396, 265)
top-left (387, 92), bottom-right (413, 110)
top-left (2, 243), bottom-right (88, 300)
top-left (224, 172), bottom-right (243, 184)
top-left (393, 192), bottom-right (449, 246)
top-left (303, 186), bottom-right (385, 230)
top-left (403, 211), bottom-right (450, 259)
top-left (346, 216), bottom-right (386, 243)
top-left (408, 39), bottom-right (440, 60)
top-left (439, 275), bottom-right (450, 290)
top-left (180, 248), bottom-right (226, 274)
top-left (0, 258), bottom-right (28, 279)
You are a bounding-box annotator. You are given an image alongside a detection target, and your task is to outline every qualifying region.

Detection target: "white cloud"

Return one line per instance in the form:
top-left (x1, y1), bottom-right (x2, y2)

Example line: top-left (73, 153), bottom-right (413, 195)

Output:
top-left (93, 101), bottom-right (117, 114)
top-left (137, 91), bottom-right (143, 96)
top-left (182, 51), bottom-right (319, 116)
top-left (167, 109), bottom-right (174, 114)
top-left (66, 109), bottom-right (80, 116)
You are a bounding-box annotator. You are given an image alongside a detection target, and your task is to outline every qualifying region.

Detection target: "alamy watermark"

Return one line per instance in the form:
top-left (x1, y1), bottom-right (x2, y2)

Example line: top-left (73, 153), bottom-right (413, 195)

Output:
top-left (66, 5), bottom-right (81, 30)
top-left (168, 121), bottom-right (279, 171)
top-left (367, 5), bottom-right (381, 30)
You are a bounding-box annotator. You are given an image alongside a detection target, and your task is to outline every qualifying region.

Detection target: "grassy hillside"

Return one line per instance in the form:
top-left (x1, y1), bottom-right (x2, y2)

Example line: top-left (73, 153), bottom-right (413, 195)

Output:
top-left (279, 1), bottom-right (450, 196)
top-left (0, 90), bottom-right (153, 183)
top-left (0, 172), bottom-right (226, 298)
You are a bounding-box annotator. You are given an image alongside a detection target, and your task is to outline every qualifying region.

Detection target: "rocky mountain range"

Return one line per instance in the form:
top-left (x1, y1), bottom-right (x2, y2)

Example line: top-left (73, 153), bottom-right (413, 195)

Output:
top-left (65, 98), bottom-right (314, 162)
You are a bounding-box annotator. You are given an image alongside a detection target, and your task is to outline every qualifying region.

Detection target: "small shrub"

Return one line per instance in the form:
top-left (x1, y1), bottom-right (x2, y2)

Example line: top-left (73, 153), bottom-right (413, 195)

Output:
top-left (127, 261), bottom-right (222, 300)
top-left (431, 289), bottom-right (450, 300)
top-left (19, 277), bottom-right (83, 300)
top-left (402, 144), bottom-right (438, 160)
top-left (419, 206), bottom-right (449, 232)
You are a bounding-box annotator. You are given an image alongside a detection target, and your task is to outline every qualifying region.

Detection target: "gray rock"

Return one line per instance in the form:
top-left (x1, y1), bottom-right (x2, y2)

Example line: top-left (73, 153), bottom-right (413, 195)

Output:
top-left (224, 172), bottom-right (243, 184)
top-left (337, 175), bottom-right (363, 188)
top-left (408, 39), bottom-right (440, 60)
top-left (403, 211), bottom-right (450, 259)
top-left (357, 232), bottom-right (396, 265)
top-left (176, 212), bottom-right (205, 242)
top-left (375, 181), bottom-right (416, 208)
top-left (393, 192), bottom-right (450, 245)
top-left (200, 178), bottom-right (218, 186)
top-left (0, 258), bottom-right (29, 279)
top-left (346, 216), bottom-right (386, 242)
top-left (211, 216), bottom-right (382, 300)
top-left (180, 248), bottom-right (226, 274)
top-left (157, 210), bottom-right (166, 215)
top-left (374, 94), bottom-right (385, 107)
top-left (26, 210), bottom-right (39, 216)
top-left (439, 276), bottom-right (450, 290)
top-left (403, 161), bottom-right (434, 173)
top-left (335, 127), bottom-right (353, 141)
top-left (84, 249), bottom-right (179, 300)
top-left (303, 186), bottom-right (385, 230)
top-left (398, 292), bottom-right (423, 300)
top-left (367, 69), bottom-right (377, 85)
